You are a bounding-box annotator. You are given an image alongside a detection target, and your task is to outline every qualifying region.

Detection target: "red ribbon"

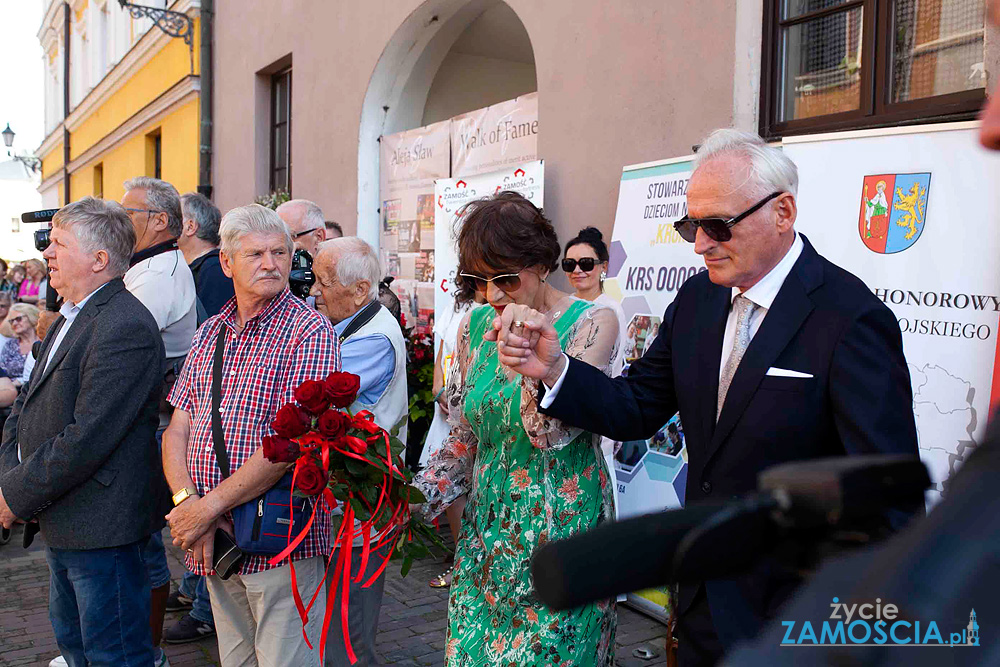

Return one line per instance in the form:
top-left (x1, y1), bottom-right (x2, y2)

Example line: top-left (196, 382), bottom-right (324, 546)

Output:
top-left (266, 422), bottom-right (412, 666)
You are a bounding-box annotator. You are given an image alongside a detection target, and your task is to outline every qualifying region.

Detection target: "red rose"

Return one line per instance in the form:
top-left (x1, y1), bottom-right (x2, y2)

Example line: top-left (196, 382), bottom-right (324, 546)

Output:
top-left (317, 409), bottom-right (350, 439)
top-left (295, 380), bottom-right (331, 414)
top-left (334, 435), bottom-right (368, 456)
top-left (294, 457), bottom-right (327, 496)
top-left (324, 372), bottom-right (361, 408)
top-left (272, 403), bottom-right (311, 438)
top-left (262, 435), bottom-right (300, 463)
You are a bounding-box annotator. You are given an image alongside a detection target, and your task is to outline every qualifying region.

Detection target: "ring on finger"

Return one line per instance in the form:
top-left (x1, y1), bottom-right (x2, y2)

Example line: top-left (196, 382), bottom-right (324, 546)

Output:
top-left (512, 320), bottom-right (525, 328)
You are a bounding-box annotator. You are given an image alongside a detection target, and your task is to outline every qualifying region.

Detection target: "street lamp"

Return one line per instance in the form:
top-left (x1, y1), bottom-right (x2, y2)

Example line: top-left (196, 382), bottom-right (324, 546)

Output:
top-left (2, 124), bottom-right (42, 173)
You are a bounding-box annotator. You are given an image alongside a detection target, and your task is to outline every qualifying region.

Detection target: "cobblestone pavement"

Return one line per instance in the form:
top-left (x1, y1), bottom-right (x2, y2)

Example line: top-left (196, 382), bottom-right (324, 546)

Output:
top-left (0, 525), bottom-right (669, 666)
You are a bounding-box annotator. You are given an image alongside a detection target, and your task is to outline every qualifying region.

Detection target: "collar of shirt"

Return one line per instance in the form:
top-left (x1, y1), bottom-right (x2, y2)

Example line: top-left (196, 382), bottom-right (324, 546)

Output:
top-left (333, 299), bottom-right (377, 338)
top-left (221, 287), bottom-right (294, 333)
top-left (59, 281), bottom-right (110, 323)
top-left (130, 239), bottom-right (179, 267)
top-left (731, 232), bottom-right (804, 310)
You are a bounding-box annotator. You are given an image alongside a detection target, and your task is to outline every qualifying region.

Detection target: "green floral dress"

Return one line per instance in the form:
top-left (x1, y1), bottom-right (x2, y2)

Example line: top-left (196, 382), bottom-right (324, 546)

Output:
top-left (417, 297), bottom-right (620, 666)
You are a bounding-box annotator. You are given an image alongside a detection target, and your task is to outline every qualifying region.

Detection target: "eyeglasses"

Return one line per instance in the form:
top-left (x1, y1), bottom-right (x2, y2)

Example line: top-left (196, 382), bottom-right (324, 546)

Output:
top-left (293, 227), bottom-right (323, 239)
top-left (459, 271), bottom-right (523, 294)
top-left (561, 257), bottom-right (599, 273)
top-left (123, 207), bottom-right (163, 219)
top-left (673, 192), bottom-right (783, 243)
top-left (8, 316), bottom-right (26, 325)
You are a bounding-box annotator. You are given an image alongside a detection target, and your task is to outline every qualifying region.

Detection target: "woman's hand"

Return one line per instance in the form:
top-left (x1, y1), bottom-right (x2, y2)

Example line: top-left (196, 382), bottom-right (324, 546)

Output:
top-left (486, 304), bottom-right (566, 386)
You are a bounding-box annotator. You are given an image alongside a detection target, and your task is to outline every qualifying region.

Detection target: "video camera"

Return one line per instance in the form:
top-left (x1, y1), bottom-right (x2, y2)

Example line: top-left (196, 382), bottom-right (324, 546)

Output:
top-left (289, 248), bottom-right (316, 299)
top-left (21, 208), bottom-right (60, 252)
top-left (531, 454), bottom-right (929, 611)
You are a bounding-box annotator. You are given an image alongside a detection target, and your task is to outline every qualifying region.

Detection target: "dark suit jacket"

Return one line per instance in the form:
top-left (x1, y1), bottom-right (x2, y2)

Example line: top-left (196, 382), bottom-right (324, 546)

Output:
top-left (543, 235), bottom-right (919, 646)
top-left (189, 249), bottom-right (235, 318)
top-left (0, 278), bottom-right (169, 550)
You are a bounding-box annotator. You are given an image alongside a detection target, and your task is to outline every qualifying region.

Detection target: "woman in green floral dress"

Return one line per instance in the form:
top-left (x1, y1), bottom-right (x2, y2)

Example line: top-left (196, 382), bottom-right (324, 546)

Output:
top-left (416, 192), bottom-right (620, 666)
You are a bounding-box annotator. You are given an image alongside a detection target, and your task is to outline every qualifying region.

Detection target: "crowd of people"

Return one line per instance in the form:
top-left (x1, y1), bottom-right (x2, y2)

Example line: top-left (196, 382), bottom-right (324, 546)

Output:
top-left (0, 22), bottom-right (998, 660)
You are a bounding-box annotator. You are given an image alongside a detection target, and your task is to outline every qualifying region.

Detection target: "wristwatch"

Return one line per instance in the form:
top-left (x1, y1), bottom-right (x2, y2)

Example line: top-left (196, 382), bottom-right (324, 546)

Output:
top-left (172, 487), bottom-right (199, 506)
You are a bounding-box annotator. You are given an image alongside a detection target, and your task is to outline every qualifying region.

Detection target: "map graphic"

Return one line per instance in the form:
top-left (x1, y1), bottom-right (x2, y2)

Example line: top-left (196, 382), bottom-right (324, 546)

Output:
top-left (909, 363), bottom-right (980, 504)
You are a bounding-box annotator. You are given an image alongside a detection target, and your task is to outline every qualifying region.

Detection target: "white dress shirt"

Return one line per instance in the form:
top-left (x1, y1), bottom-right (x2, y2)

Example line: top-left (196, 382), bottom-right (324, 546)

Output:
top-left (541, 233), bottom-right (804, 407)
top-left (124, 248), bottom-right (197, 358)
top-left (718, 232), bottom-right (803, 381)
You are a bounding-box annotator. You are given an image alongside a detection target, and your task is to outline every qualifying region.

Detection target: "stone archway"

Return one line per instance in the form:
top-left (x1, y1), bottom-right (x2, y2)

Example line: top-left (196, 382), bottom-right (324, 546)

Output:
top-left (356, 0), bottom-right (536, 244)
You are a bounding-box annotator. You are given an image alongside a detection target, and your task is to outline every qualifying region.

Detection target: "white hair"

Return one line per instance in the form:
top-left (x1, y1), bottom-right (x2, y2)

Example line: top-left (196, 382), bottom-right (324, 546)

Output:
top-left (276, 199), bottom-right (325, 232)
top-left (693, 129), bottom-right (799, 197)
top-left (321, 237), bottom-right (381, 301)
top-left (219, 204), bottom-right (293, 257)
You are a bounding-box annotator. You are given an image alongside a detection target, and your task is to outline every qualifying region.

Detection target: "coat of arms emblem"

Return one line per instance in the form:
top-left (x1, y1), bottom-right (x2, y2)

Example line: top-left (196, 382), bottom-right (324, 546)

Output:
top-left (858, 173), bottom-right (931, 254)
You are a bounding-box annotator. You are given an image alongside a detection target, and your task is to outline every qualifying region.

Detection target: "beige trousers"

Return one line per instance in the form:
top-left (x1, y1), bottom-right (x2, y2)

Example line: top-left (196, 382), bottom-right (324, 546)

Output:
top-left (207, 556), bottom-right (328, 667)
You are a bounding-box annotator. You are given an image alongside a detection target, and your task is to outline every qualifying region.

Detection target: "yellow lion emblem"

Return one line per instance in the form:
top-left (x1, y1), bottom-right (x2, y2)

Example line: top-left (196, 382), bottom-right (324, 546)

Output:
top-left (894, 182), bottom-right (926, 241)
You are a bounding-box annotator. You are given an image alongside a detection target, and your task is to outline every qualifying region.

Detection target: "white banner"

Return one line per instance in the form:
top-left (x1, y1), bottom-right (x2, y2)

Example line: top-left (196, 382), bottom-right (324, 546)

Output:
top-left (379, 120), bottom-right (451, 334)
top-left (433, 160), bottom-right (545, 327)
top-left (450, 92), bottom-right (538, 177)
top-left (784, 124), bottom-right (1000, 503)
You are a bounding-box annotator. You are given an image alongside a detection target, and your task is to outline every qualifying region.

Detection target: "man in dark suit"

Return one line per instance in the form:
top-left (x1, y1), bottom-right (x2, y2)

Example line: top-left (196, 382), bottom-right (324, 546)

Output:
top-left (0, 197), bottom-right (167, 666)
top-left (493, 129), bottom-right (919, 665)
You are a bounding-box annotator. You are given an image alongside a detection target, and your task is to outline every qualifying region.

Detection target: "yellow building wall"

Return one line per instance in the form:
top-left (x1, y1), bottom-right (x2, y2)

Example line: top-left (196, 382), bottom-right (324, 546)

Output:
top-left (41, 143), bottom-right (64, 181)
top-left (71, 98), bottom-right (200, 204)
top-left (70, 18), bottom-right (201, 161)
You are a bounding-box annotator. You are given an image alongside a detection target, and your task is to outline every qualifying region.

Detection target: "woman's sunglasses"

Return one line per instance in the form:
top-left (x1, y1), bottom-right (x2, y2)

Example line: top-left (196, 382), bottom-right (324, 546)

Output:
top-left (673, 192), bottom-right (783, 243)
top-left (561, 258), bottom-right (600, 273)
top-left (459, 271), bottom-right (523, 294)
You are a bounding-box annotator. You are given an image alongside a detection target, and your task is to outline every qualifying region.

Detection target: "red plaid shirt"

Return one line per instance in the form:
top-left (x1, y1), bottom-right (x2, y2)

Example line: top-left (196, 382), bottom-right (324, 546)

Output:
top-left (168, 289), bottom-right (340, 575)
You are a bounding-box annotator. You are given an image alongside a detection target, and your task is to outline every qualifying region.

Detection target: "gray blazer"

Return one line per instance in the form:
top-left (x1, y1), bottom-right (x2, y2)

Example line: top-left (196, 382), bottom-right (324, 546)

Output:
top-left (0, 278), bottom-right (170, 550)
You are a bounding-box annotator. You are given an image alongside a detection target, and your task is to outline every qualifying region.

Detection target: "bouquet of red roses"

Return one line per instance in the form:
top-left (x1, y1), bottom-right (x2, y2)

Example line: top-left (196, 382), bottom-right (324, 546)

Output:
top-left (262, 371), bottom-right (443, 664)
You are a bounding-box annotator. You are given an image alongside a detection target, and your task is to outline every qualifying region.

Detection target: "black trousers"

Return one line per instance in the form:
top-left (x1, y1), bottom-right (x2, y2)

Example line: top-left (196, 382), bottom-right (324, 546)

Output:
top-left (675, 585), bottom-right (724, 667)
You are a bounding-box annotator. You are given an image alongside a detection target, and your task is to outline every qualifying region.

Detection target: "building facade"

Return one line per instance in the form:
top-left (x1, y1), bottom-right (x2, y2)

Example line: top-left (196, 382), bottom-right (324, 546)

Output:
top-left (208, 0), bottom-right (996, 261)
top-left (36, 0), bottom-right (201, 208)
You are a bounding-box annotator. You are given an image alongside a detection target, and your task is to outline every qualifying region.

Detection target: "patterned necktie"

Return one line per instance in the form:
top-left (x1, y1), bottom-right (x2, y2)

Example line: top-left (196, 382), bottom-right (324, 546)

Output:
top-left (717, 295), bottom-right (759, 420)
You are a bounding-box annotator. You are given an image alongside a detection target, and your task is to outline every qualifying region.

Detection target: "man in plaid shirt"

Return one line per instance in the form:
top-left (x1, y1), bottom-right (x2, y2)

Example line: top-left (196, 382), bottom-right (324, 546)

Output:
top-left (162, 204), bottom-right (340, 667)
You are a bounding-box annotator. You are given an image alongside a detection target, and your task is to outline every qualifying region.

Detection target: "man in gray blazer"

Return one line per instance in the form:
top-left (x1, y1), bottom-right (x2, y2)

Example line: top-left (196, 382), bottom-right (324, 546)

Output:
top-left (0, 197), bottom-right (168, 666)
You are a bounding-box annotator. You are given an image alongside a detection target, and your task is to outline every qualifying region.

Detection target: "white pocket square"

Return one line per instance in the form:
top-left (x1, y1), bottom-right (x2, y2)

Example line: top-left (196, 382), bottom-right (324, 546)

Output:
top-left (766, 367), bottom-right (813, 378)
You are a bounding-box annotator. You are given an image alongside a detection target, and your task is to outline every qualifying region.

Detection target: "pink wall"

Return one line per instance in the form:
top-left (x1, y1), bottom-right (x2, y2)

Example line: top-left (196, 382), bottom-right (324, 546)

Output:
top-left (212, 0), bottom-right (739, 259)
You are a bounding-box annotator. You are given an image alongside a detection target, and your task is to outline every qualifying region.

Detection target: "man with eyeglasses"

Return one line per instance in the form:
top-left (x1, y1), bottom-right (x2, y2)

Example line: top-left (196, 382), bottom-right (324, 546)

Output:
top-left (119, 176), bottom-right (198, 667)
top-left (276, 199), bottom-right (327, 258)
top-left (494, 128), bottom-right (918, 666)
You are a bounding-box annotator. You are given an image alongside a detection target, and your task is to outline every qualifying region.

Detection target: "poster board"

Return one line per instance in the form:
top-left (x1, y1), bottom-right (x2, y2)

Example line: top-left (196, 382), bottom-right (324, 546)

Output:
top-left (379, 120), bottom-right (451, 334)
top-left (783, 122), bottom-right (1000, 503)
top-left (433, 160), bottom-right (545, 327)
top-left (606, 156), bottom-right (697, 621)
top-left (450, 92), bottom-right (538, 177)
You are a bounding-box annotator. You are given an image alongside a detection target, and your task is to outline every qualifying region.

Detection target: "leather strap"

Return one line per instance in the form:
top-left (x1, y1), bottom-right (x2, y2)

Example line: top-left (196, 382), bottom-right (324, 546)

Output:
top-left (339, 300), bottom-right (382, 343)
top-left (212, 327), bottom-right (231, 479)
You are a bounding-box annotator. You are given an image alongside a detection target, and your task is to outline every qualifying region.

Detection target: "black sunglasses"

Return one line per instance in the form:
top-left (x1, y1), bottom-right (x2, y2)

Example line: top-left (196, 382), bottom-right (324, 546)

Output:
top-left (459, 271), bottom-right (523, 294)
top-left (293, 227), bottom-right (323, 239)
top-left (561, 257), bottom-right (600, 273)
top-left (673, 192), bottom-right (783, 243)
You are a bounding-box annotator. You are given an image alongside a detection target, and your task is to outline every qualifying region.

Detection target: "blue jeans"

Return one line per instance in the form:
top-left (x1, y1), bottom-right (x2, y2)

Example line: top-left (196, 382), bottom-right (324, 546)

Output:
top-left (47, 539), bottom-right (154, 667)
top-left (143, 529), bottom-right (172, 589)
top-left (178, 570), bottom-right (215, 626)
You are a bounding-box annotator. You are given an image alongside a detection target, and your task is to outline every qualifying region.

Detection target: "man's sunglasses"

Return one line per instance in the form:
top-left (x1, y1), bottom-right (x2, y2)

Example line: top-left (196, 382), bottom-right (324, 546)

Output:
top-left (293, 227), bottom-right (323, 239)
top-left (561, 257), bottom-right (600, 273)
top-left (673, 192), bottom-right (783, 243)
top-left (459, 271), bottom-right (523, 294)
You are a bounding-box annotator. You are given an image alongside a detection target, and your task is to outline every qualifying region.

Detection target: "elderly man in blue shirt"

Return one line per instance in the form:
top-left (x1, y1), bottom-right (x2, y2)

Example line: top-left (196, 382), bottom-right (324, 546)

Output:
top-left (310, 236), bottom-right (408, 666)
